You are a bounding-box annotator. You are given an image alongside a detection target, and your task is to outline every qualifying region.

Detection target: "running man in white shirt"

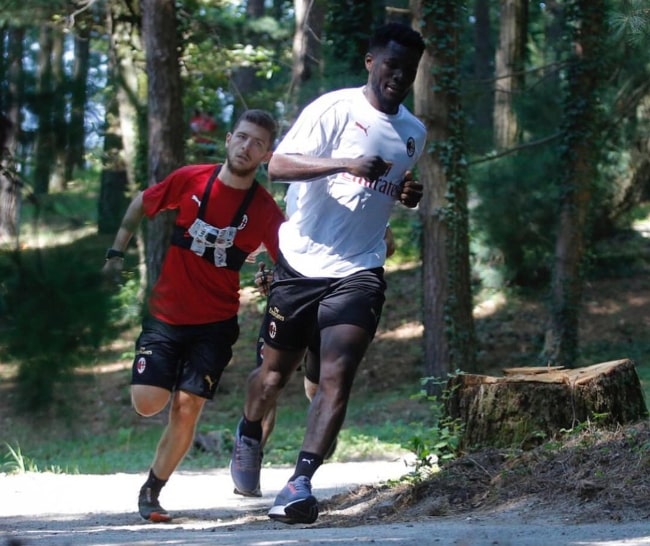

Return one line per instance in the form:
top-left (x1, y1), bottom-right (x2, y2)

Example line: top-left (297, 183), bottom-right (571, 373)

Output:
top-left (230, 22), bottom-right (426, 524)
top-left (253, 213), bottom-right (396, 460)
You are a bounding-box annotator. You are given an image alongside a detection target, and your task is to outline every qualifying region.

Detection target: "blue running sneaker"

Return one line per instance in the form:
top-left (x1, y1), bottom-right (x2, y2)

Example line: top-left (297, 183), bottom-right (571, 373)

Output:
top-left (230, 423), bottom-right (262, 497)
top-left (268, 476), bottom-right (318, 524)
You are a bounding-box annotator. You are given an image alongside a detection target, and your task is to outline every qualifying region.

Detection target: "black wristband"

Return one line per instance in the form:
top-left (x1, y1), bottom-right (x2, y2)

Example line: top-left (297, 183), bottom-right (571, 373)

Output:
top-left (105, 248), bottom-right (125, 260)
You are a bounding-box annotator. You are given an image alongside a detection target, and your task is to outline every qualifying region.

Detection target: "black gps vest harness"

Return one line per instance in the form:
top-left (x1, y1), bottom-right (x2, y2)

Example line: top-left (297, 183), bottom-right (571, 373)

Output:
top-left (170, 164), bottom-right (258, 271)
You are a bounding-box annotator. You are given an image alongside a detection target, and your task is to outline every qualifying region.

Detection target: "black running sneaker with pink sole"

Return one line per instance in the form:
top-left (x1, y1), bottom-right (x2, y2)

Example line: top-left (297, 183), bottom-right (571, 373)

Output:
top-left (138, 485), bottom-right (172, 523)
top-left (268, 475), bottom-right (318, 524)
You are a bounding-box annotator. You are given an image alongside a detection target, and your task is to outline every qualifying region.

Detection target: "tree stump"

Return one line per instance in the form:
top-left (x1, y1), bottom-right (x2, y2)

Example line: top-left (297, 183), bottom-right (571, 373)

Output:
top-left (445, 359), bottom-right (649, 449)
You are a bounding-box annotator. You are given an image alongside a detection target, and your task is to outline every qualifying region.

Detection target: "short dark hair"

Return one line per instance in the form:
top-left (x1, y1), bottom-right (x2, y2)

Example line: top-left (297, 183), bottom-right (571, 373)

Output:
top-left (369, 22), bottom-right (425, 57)
top-left (233, 109), bottom-right (278, 148)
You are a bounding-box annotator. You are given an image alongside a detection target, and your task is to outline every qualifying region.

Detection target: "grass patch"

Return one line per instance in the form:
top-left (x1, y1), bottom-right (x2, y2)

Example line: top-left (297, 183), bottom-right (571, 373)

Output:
top-left (0, 379), bottom-right (430, 474)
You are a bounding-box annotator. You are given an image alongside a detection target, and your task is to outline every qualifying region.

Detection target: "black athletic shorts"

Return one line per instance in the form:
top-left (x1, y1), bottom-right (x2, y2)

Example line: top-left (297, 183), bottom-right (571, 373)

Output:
top-left (256, 323), bottom-right (320, 382)
top-left (260, 254), bottom-right (386, 352)
top-left (131, 314), bottom-right (239, 399)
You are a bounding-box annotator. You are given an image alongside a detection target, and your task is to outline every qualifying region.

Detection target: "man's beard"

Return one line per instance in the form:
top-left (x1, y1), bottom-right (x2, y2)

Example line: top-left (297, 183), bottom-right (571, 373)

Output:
top-left (226, 149), bottom-right (257, 177)
top-left (369, 78), bottom-right (401, 115)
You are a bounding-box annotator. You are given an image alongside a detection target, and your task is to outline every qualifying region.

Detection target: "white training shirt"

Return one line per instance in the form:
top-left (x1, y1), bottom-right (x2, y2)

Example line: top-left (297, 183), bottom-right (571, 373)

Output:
top-left (276, 86), bottom-right (426, 278)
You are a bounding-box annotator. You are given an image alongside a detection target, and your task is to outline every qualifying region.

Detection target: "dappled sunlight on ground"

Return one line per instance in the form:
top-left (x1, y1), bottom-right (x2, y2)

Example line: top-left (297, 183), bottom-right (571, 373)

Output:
top-left (18, 224), bottom-right (97, 249)
top-left (376, 321), bottom-right (422, 341)
top-left (580, 275), bottom-right (650, 345)
top-left (473, 291), bottom-right (507, 319)
top-left (633, 215), bottom-right (650, 238)
top-left (76, 361), bottom-right (131, 376)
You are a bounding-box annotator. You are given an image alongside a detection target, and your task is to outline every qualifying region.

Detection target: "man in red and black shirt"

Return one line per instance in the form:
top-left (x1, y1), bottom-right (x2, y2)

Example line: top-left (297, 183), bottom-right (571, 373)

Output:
top-left (102, 109), bottom-right (284, 523)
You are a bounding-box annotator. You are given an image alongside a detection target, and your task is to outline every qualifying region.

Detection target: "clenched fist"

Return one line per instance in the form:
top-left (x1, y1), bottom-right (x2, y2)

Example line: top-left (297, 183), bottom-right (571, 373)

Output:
top-left (399, 171), bottom-right (423, 208)
top-left (254, 262), bottom-right (273, 296)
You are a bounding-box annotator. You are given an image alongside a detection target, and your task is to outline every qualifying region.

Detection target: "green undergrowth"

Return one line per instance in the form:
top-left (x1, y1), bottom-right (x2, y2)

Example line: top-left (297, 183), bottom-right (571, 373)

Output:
top-left (1, 384), bottom-right (430, 475)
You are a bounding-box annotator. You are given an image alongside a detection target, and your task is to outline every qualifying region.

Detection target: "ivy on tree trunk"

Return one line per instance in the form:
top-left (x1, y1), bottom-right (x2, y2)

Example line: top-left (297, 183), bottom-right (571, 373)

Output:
top-left (546, 0), bottom-right (608, 367)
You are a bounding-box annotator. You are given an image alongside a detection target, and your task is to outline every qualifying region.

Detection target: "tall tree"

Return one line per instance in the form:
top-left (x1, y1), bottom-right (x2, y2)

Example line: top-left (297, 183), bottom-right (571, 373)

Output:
top-left (0, 113), bottom-right (18, 245)
top-left (231, 0), bottom-right (266, 118)
top-left (33, 25), bottom-right (54, 195)
top-left (472, 0), bottom-right (492, 145)
top-left (287, 0), bottom-right (325, 116)
top-left (0, 26), bottom-right (24, 247)
top-left (141, 0), bottom-right (185, 288)
top-left (545, 0), bottom-right (608, 366)
top-left (98, 87), bottom-right (129, 237)
top-left (65, 26), bottom-right (90, 182)
top-left (411, 0), bottom-right (477, 390)
top-left (105, 0), bottom-right (145, 193)
top-left (493, 0), bottom-right (528, 149)
top-left (98, 20), bottom-right (129, 239)
top-left (98, 0), bottom-right (144, 238)
top-left (49, 28), bottom-right (66, 191)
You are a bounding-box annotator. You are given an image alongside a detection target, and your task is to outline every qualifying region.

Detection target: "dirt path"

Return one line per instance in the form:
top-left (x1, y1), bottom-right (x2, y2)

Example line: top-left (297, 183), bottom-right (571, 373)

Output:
top-left (2, 459), bottom-right (649, 546)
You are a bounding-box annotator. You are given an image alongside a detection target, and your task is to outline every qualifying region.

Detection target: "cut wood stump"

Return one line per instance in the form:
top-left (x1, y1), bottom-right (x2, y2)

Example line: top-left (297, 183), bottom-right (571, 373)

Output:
top-left (445, 359), bottom-right (649, 450)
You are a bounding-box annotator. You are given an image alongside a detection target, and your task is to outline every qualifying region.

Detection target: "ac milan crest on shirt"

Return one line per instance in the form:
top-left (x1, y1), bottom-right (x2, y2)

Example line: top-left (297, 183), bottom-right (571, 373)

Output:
top-left (407, 137), bottom-right (416, 157)
top-left (136, 357), bottom-right (147, 374)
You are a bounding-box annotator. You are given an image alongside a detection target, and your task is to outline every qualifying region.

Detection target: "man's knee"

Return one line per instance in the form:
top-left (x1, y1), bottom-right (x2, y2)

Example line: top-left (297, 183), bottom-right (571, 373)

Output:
top-left (257, 347), bottom-right (305, 390)
top-left (259, 368), bottom-right (290, 400)
top-left (169, 390), bottom-right (205, 425)
top-left (131, 384), bottom-right (171, 417)
top-left (316, 356), bottom-right (359, 403)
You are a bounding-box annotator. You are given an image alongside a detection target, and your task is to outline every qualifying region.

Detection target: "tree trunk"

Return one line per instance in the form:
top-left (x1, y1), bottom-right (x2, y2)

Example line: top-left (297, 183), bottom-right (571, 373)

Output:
top-left (99, 2), bottom-right (131, 237)
top-left (49, 29), bottom-right (67, 192)
top-left (287, 0), bottom-right (325, 117)
top-left (1, 114), bottom-right (19, 246)
top-left (446, 359), bottom-right (649, 449)
top-left (97, 2), bottom-right (147, 298)
top-left (231, 0), bottom-right (266, 119)
top-left (98, 81), bottom-right (128, 236)
top-left (65, 28), bottom-right (90, 182)
top-left (493, 0), bottom-right (527, 149)
top-left (411, 0), bottom-right (477, 392)
top-left (472, 0), bottom-right (492, 147)
top-left (592, 79), bottom-right (650, 236)
top-left (98, 169), bottom-right (129, 235)
top-left (141, 0), bottom-right (185, 289)
top-left (545, 0), bottom-right (607, 366)
top-left (0, 26), bottom-right (24, 248)
top-left (112, 9), bottom-right (143, 193)
top-left (33, 25), bottom-right (54, 195)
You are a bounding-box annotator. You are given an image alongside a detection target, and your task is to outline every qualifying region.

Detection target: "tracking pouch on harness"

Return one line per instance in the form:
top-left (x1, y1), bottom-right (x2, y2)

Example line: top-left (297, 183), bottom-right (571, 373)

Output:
top-left (170, 164), bottom-right (258, 270)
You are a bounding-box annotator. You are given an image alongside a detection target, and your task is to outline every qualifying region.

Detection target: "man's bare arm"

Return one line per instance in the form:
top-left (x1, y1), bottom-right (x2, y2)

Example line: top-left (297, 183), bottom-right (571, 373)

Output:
top-left (101, 191), bottom-right (145, 280)
top-left (268, 153), bottom-right (390, 182)
top-left (111, 191), bottom-right (146, 251)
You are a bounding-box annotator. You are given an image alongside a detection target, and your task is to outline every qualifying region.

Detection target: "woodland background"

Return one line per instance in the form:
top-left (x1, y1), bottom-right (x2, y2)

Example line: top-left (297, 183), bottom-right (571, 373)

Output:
top-left (0, 0), bottom-right (649, 439)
